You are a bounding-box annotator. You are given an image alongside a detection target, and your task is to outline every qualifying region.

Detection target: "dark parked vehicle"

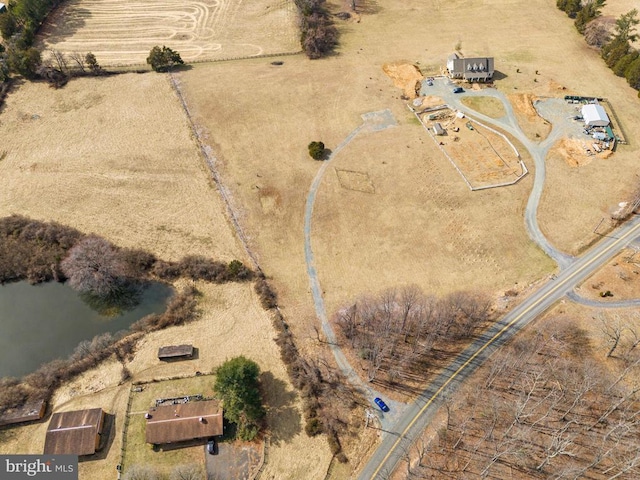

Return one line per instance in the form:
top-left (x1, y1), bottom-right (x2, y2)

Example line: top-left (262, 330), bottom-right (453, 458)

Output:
top-left (374, 397), bottom-right (390, 412)
top-left (207, 438), bottom-right (218, 455)
top-left (452, 86), bottom-right (464, 93)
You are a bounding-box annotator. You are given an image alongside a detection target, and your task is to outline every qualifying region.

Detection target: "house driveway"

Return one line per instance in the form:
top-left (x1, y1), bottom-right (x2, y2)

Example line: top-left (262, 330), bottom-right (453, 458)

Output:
top-left (204, 442), bottom-right (260, 480)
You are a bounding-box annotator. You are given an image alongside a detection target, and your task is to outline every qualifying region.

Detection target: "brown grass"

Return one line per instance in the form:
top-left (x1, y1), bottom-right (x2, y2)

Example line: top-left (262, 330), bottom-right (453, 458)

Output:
top-left (460, 96), bottom-right (506, 118)
top-left (0, 74), bottom-right (245, 263)
top-left (38, 0), bottom-right (299, 65)
top-left (575, 248), bottom-right (640, 301)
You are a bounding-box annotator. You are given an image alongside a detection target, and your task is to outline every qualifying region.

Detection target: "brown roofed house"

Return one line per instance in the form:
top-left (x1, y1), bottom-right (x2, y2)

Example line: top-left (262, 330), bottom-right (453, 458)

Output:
top-left (0, 400), bottom-right (47, 427)
top-left (146, 400), bottom-right (223, 445)
top-left (44, 408), bottom-right (105, 456)
top-left (157, 344), bottom-right (194, 361)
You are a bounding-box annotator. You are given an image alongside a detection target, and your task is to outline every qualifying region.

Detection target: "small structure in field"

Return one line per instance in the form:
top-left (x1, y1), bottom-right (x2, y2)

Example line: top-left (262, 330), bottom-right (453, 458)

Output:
top-left (582, 104), bottom-right (610, 127)
top-left (0, 3), bottom-right (6, 13)
top-left (447, 53), bottom-right (494, 82)
top-left (158, 344), bottom-right (194, 361)
top-left (433, 123), bottom-right (446, 136)
top-left (44, 408), bottom-right (105, 456)
top-left (0, 400), bottom-right (47, 427)
top-left (145, 399), bottom-right (223, 445)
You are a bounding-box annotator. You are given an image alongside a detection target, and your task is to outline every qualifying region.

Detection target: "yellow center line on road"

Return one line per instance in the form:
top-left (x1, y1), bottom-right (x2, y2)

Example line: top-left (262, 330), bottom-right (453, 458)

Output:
top-left (369, 221), bottom-right (640, 479)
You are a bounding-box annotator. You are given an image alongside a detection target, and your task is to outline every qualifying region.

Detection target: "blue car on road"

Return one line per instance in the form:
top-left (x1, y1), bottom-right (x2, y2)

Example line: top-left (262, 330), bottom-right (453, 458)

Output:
top-left (452, 86), bottom-right (464, 93)
top-left (374, 397), bottom-right (390, 412)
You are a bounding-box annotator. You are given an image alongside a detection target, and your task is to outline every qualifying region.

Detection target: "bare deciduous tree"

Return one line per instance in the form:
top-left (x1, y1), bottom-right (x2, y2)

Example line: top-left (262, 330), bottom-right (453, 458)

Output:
top-left (61, 235), bottom-right (128, 298)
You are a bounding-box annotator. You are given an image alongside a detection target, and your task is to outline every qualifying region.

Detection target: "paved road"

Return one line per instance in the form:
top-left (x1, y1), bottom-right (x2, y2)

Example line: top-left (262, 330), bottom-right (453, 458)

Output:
top-left (358, 80), bottom-right (640, 479)
top-left (358, 214), bottom-right (640, 479)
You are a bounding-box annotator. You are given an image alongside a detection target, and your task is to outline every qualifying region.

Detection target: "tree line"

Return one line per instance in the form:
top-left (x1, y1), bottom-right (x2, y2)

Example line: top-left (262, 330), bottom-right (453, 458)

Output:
top-left (402, 316), bottom-right (640, 479)
top-left (557, 2), bottom-right (640, 95)
top-left (335, 286), bottom-right (492, 391)
top-left (256, 276), bottom-right (359, 462)
top-left (294, 0), bottom-right (338, 59)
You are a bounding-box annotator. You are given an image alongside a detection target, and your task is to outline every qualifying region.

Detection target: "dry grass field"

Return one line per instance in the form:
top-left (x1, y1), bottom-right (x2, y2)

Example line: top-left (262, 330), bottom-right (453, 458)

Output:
top-left (38, 0), bottom-right (299, 65)
top-left (460, 96), bottom-right (506, 119)
top-left (0, 74), bottom-right (244, 262)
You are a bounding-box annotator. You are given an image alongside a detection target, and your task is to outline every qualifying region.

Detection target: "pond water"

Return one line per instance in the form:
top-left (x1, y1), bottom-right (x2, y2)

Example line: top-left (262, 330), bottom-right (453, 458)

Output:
top-left (0, 281), bottom-right (174, 378)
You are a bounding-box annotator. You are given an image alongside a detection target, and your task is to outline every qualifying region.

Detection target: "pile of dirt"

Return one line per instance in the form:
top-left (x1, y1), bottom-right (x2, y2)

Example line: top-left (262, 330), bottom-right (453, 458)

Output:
top-left (382, 62), bottom-right (424, 99)
top-left (508, 93), bottom-right (540, 119)
top-left (551, 138), bottom-right (594, 167)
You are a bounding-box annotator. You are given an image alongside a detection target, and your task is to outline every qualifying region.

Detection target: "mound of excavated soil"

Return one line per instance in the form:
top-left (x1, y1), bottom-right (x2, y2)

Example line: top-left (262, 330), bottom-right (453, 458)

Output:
top-left (383, 62), bottom-right (424, 99)
top-left (552, 138), bottom-right (594, 167)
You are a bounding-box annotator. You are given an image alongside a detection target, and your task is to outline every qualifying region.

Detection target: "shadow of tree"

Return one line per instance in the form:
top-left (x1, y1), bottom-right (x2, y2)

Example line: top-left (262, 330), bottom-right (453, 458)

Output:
top-left (259, 371), bottom-right (300, 445)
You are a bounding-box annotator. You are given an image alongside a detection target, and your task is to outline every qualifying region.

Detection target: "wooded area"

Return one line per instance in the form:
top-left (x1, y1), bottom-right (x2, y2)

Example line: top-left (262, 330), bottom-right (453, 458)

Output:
top-left (403, 316), bottom-right (640, 479)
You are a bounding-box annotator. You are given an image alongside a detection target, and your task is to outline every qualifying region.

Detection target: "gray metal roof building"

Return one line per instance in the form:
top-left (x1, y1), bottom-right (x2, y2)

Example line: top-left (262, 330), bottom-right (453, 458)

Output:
top-left (447, 53), bottom-right (494, 82)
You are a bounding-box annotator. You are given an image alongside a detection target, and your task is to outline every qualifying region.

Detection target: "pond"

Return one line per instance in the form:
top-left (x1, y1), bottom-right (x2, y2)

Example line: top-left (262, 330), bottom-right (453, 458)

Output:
top-left (0, 281), bottom-right (174, 378)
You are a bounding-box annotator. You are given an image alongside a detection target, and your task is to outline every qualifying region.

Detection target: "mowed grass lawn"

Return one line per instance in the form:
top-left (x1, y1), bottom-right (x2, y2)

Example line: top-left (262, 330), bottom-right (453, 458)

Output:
top-left (123, 376), bottom-right (217, 474)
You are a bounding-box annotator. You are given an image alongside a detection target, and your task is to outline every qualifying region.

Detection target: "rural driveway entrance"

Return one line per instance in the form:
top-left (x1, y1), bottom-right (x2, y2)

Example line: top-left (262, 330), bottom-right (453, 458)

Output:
top-left (303, 109), bottom-right (407, 429)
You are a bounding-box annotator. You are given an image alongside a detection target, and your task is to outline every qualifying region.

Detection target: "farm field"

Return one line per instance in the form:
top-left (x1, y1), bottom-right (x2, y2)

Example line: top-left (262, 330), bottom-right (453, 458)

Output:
top-left (0, 73), bottom-right (244, 262)
top-left (38, 0), bottom-right (299, 65)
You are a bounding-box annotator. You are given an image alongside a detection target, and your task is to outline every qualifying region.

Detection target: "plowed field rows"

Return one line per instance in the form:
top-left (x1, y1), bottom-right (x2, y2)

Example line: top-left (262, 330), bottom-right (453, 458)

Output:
top-left (38, 0), bottom-right (299, 65)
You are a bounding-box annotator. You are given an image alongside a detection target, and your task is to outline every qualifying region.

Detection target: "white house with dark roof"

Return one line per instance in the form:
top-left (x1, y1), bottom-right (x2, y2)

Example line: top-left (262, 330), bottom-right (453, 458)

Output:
top-left (447, 53), bottom-right (494, 82)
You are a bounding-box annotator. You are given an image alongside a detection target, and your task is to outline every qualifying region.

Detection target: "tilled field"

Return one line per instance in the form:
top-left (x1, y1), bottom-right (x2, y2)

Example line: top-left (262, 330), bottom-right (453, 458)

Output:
top-left (38, 0), bottom-right (299, 65)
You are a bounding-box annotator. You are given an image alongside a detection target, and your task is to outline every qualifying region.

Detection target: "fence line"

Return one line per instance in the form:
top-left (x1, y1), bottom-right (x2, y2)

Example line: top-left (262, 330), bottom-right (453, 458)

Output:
top-left (251, 436), bottom-right (270, 480)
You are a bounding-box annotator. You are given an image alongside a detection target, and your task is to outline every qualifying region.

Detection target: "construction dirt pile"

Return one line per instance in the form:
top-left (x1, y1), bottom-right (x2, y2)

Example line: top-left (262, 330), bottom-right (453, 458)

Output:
top-left (383, 62), bottom-right (424, 99)
top-left (551, 138), bottom-right (595, 167)
top-left (508, 93), bottom-right (541, 120)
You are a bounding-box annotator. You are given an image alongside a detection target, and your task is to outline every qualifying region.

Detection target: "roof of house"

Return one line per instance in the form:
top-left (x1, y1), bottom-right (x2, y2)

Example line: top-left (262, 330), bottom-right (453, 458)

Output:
top-left (0, 3), bottom-right (6, 9)
top-left (581, 104), bottom-right (609, 125)
top-left (0, 400), bottom-right (46, 427)
top-left (158, 344), bottom-right (194, 359)
top-left (146, 400), bottom-right (223, 444)
top-left (43, 408), bottom-right (104, 456)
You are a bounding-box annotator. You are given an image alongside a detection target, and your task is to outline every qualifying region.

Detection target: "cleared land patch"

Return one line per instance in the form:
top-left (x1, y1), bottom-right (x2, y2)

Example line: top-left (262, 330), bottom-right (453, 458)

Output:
top-left (38, 0), bottom-right (299, 65)
top-left (417, 107), bottom-right (525, 189)
top-left (335, 169), bottom-right (375, 193)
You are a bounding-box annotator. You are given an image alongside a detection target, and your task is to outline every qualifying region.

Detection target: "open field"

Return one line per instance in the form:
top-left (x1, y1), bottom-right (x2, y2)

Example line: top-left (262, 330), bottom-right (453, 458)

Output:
top-left (0, 74), bottom-right (244, 262)
top-left (461, 96), bottom-right (506, 119)
top-left (38, 0), bottom-right (299, 65)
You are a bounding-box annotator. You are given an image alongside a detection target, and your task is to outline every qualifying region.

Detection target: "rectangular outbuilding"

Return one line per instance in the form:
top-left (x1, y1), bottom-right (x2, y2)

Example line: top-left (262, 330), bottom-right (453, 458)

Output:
top-left (0, 4), bottom-right (6, 13)
top-left (433, 123), bottom-right (446, 136)
top-left (158, 344), bottom-right (194, 360)
top-left (145, 400), bottom-right (223, 445)
top-left (0, 400), bottom-right (46, 427)
top-left (581, 104), bottom-right (610, 127)
top-left (44, 408), bottom-right (105, 456)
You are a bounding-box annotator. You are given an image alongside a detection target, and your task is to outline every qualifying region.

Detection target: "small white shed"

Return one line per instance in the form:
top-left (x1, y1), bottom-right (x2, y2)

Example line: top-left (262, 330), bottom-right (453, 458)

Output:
top-left (581, 104), bottom-right (610, 127)
top-left (0, 3), bottom-right (7, 13)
